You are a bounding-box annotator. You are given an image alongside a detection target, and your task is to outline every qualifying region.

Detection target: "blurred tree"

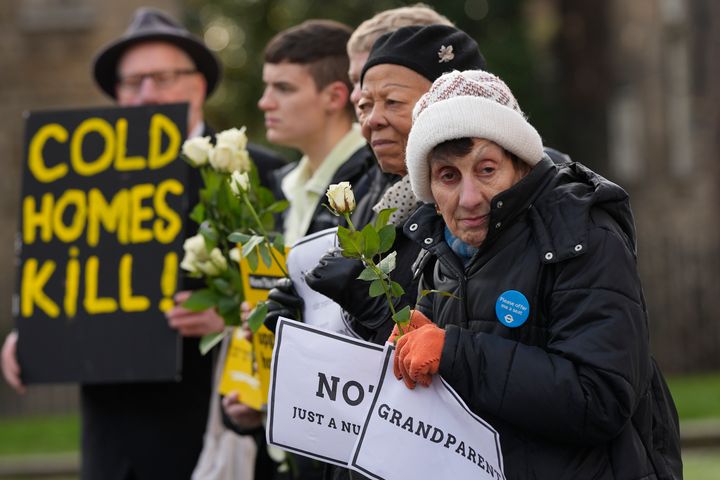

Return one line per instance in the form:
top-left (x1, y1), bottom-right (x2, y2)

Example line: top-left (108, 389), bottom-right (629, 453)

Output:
top-left (181, 0), bottom-right (563, 161)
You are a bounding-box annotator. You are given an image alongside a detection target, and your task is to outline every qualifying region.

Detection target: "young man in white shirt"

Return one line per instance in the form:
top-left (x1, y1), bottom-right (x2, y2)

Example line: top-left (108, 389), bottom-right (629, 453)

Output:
top-left (258, 19), bottom-right (375, 245)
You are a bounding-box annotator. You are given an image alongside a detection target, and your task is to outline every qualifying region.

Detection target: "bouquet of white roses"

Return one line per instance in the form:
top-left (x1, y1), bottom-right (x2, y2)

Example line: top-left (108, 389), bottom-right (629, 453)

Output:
top-left (180, 127), bottom-right (287, 352)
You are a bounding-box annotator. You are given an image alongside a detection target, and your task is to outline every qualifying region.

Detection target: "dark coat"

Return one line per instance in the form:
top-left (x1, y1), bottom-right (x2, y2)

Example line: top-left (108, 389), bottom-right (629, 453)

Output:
top-left (270, 145), bottom-right (375, 238)
top-left (80, 128), bottom-right (286, 480)
top-left (306, 166), bottom-right (423, 347)
top-left (405, 157), bottom-right (682, 480)
top-left (316, 166), bottom-right (422, 480)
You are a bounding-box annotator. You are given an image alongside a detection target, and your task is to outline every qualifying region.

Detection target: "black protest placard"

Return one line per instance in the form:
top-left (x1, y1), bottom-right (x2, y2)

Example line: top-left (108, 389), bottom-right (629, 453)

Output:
top-left (14, 103), bottom-right (190, 384)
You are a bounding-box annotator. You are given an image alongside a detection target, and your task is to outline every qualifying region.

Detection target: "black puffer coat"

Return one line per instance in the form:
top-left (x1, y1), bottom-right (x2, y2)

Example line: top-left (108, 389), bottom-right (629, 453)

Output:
top-left (405, 157), bottom-right (682, 480)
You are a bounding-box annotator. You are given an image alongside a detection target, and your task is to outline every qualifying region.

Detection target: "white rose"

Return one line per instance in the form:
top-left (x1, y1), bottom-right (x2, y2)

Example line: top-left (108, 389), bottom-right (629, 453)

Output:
top-left (183, 234), bottom-right (206, 257)
top-left (181, 136), bottom-right (213, 167)
top-left (229, 170), bottom-right (250, 196)
top-left (197, 247), bottom-right (228, 276)
top-left (231, 149), bottom-right (251, 173)
top-left (180, 234), bottom-right (207, 274)
top-left (209, 144), bottom-right (234, 172)
top-left (326, 181), bottom-right (356, 214)
top-left (180, 250), bottom-right (198, 274)
top-left (216, 127), bottom-right (248, 151)
top-left (210, 144), bottom-right (252, 173)
top-left (196, 260), bottom-right (218, 276)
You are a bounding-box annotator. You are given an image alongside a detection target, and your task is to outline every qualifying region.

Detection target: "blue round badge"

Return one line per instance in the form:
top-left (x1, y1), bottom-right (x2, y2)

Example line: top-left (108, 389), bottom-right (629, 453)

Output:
top-left (495, 290), bottom-right (530, 328)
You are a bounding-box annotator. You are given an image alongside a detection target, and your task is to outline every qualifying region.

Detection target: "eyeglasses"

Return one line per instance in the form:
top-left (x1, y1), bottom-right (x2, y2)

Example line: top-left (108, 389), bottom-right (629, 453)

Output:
top-left (117, 69), bottom-right (199, 92)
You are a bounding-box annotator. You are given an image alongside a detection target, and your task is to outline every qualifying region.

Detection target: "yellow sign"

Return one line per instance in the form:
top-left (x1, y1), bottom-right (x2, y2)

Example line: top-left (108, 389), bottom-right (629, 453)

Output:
top-left (218, 244), bottom-right (288, 409)
top-left (239, 246), bottom-right (289, 305)
top-left (218, 325), bottom-right (275, 410)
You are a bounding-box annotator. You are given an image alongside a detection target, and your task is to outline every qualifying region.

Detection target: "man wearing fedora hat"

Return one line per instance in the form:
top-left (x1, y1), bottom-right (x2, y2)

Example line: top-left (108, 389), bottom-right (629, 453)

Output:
top-left (1, 7), bottom-right (283, 479)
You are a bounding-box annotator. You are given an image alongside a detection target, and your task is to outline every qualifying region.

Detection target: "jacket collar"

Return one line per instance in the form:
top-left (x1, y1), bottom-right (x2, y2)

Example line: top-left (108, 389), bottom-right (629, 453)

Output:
top-left (482, 156), bottom-right (556, 248)
top-left (405, 204), bottom-right (464, 276)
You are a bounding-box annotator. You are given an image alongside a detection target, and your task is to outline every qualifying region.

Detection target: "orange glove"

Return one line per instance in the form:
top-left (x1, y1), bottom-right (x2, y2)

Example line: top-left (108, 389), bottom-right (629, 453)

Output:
top-left (393, 323), bottom-right (445, 389)
top-left (388, 309), bottom-right (433, 344)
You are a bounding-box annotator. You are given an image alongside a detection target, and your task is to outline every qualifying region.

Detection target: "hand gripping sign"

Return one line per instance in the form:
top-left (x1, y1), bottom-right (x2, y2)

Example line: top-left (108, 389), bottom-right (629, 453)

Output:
top-left (350, 346), bottom-right (506, 480)
top-left (267, 318), bottom-right (505, 479)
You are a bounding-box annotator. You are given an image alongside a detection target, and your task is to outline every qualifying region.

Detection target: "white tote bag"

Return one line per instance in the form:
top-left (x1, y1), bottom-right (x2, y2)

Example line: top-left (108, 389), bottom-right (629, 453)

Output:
top-left (192, 333), bottom-right (257, 480)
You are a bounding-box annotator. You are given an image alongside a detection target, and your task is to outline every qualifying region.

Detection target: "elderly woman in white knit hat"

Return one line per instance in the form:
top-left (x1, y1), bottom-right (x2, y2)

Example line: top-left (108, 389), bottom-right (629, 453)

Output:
top-left (393, 69), bottom-right (682, 480)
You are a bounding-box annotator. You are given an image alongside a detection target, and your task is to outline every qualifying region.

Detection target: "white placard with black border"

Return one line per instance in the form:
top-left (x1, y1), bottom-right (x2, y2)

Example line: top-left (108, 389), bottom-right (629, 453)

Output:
top-left (287, 227), bottom-right (361, 338)
top-left (266, 317), bottom-right (385, 466)
top-left (350, 345), bottom-right (506, 480)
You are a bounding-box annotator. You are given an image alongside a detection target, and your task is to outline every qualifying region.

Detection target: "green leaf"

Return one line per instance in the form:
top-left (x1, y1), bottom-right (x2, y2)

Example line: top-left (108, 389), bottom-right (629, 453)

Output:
top-left (273, 234), bottom-right (286, 253)
top-left (361, 224), bottom-right (380, 258)
top-left (389, 281), bottom-right (405, 298)
top-left (199, 331), bottom-right (225, 355)
top-left (228, 231), bottom-right (252, 244)
top-left (246, 248), bottom-right (259, 271)
top-left (182, 289), bottom-right (220, 311)
top-left (189, 203), bottom-right (206, 224)
top-left (260, 211), bottom-right (274, 231)
top-left (392, 305), bottom-right (412, 326)
top-left (199, 222), bottom-right (218, 251)
top-left (374, 208), bottom-right (396, 230)
top-left (211, 278), bottom-right (233, 295)
top-left (217, 296), bottom-right (240, 316)
top-left (266, 200), bottom-right (289, 214)
top-left (255, 185), bottom-right (275, 207)
top-left (216, 174), bottom-right (233, 212)
top-left (378, 225), bottom-right (396, 254)
top-left (337, 225), bottom-right (362, 258)
top-left (369, 279), bottom-right (385, 297)
top-left (247, 302), bottom-right (269, 333)
top-left (378, 251), bottom-right (397, 275)
top-left (259, 243), bottom-right (273, 268)
top-left (241, 235), bottom-right (264, 259)
top-left (357, 266), bottom-right (380, 281)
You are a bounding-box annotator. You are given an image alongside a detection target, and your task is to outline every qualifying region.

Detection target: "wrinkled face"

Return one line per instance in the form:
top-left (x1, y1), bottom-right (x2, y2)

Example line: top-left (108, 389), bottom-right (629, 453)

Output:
top-left (347, 50), bottom-right (369, 114)
top-left (115, 41), bottom-right (206, 133)
top-left (257, 62), bottom-right (327, 150)
top-left (358, 64), bottom-right (431, 176)
top-left (430, 138), bottom-right (529, 247)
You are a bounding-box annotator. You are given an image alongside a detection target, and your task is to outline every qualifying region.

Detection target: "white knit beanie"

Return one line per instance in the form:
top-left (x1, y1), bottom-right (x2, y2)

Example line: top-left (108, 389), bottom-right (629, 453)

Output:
top-left (406, 69), bottom-right (544, 203)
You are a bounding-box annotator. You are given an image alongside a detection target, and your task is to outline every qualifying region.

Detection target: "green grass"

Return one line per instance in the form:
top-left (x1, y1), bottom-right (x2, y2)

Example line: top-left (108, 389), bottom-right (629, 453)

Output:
top-left (0, 372), bottom-right (717, 479)
top-left (666, 372), bottom-right (720, 420)
top-left (0, 414), bottom-right (79, 456)
top-left (683, 449), bottom-right (720, 480)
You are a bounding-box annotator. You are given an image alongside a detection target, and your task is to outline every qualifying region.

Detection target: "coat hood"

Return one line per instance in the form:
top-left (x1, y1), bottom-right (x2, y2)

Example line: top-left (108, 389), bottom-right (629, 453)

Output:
top-left (530, 161), bottom-right (637, 264)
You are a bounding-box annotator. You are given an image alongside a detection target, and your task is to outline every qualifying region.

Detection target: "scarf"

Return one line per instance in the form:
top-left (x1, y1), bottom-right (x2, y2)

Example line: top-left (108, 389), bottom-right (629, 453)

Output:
top-left (444, 226), bottom-right (478, 264)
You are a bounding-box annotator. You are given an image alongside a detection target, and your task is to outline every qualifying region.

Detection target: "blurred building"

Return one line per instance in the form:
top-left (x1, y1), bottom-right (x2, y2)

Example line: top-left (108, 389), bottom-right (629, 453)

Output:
top-left (551, 0), bottom-right (720, 372)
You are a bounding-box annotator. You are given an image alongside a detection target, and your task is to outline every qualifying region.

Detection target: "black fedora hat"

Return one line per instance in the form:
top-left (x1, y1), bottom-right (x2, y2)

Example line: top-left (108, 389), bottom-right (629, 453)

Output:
top-left (92, 7), bottom-right (220, 99)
